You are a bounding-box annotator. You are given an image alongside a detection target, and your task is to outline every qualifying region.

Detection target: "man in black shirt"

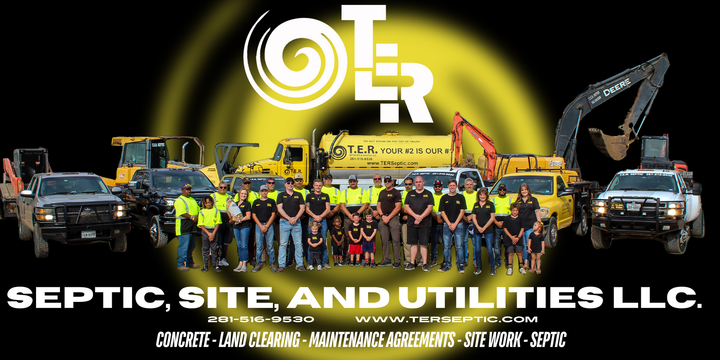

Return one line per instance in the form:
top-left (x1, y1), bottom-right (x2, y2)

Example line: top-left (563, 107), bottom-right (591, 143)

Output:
top-left (403, 176), bottom-right (434, 272)
top-left (438, 179), bottom-right (467, 273)
top-left (306, 178), bottom-right (331, 270)
top-left (251, 185), bottom-right (278, 273)
top-left (277, 177), bottom-right (306, 271)
top-left (377, 175), bottom-right (402, 267)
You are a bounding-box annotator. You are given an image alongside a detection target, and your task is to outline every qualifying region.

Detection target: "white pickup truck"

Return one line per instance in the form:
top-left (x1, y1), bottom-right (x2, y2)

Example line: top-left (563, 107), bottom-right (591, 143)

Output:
top-left (591, 169), bottom-right (703, 254)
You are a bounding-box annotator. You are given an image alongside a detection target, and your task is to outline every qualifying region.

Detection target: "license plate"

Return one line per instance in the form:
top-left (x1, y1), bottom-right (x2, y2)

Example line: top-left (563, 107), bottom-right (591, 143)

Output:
top-left (627, 203), bottom-right (641, 211)
top-left (82, 230), bottom-right (96, 238)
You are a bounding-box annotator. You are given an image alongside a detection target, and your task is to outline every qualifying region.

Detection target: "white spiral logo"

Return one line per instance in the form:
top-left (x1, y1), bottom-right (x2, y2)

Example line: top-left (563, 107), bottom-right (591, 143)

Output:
top-left (243, 11), bottom-right (348, 111)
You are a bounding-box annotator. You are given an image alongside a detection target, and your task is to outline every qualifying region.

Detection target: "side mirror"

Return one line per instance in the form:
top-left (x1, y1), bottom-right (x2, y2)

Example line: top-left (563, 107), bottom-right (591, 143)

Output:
top-left (111, 186), bottom-right (122, 194)
top-left (558, 186), bottom-right (575, 197)
top-left (19, 190), bottom-right (34, 198)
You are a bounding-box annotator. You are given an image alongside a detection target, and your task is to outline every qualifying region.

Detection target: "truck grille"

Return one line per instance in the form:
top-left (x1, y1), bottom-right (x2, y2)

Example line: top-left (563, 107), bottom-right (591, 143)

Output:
top-left (56, 204), bottom-right (113, 224)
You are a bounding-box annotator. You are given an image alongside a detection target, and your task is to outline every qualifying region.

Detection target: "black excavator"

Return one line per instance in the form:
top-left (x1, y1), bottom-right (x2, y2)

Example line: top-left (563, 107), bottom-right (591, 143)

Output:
top-left (554, 53), bottom-right (670, 170)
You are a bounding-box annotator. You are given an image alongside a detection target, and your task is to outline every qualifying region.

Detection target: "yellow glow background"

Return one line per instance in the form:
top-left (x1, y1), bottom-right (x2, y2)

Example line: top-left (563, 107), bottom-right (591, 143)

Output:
top-left (149, 2), bottom-right (553, 357)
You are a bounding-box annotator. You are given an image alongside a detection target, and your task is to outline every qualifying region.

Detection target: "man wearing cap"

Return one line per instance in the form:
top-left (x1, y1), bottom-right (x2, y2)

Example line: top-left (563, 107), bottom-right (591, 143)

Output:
top-left (376, 175), bottom-right (402, 267)
top-left (175, 183), bottom-right (201, 271)
top-left (251, 184), bottom-right (278, 273)
top-left (291, 173), bottom-right (310, 266)
top-left (492, 183), bottom-right (512, 269)
top-left (339, 174), bottom-right (367, 258)
top-left (306, 178), bottom-right (332, 269)
top-left (277, 177), bottom-right (307, 271)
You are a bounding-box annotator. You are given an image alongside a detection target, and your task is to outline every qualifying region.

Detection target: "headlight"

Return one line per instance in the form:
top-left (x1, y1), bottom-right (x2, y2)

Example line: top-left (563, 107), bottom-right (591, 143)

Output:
top-left (592, 199), bottom-right (607, 215)
top-left (35, 208), bottom-right (55, 222)
top-left (538, 207), bottom-right (550, 221)
top-left (665, 202), bottom-right (685, 217)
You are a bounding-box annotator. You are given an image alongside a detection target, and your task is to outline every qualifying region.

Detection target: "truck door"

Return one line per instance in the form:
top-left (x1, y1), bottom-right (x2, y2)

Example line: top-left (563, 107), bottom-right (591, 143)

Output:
top-left (283, 146), bottom-right (308, 180)
top-left (20, 176), bottom-right (39, 227)
top-left (557, 176), bottom-right (573, 229)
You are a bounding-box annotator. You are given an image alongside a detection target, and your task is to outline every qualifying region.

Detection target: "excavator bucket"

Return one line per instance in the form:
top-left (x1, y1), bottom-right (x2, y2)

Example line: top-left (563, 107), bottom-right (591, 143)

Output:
top-left (588, 128), bottom-right (632, 161)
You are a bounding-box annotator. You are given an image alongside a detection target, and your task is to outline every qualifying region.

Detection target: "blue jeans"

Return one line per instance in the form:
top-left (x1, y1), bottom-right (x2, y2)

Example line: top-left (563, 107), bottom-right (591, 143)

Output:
top-left (234, 227), bottom-right (251, 262)
top-left (255, 222), bottom-right (275, 265)
top-left (493, 227), bottom-right (505, 266)
top-left (521, 229), bottom-right (532, 264)
top-left (430, 224), bottom-right (442, 262)
top-left (176, 233), bottom-right (196, 268)
top-left (472, 232), bottom-right (495, 270)
top-left (307, 218), bottom-right (329, 266)
top-left (442, 222), bottom-right (465, 267)
top-left (280, 219), bottom-right (303, 268)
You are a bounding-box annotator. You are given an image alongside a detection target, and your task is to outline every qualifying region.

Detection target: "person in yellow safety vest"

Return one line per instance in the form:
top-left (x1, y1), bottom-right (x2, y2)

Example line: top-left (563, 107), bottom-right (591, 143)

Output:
top-left (236, 177), bottom-right (259, 204)
top-left (321, 173), bottom-right (342, 265)
top-left (363, 173), bottom-right (385, 221)
top-left (198, 195), bottom-right (222, 272)
top-left (212, 182), bottom-right (232, 267)
top-left (492, 183), bottom-right (512, 269)
top-left (340, 174), bottom-right (368, 260)
top-left (461, 178), bottom-right (477, 266)
top-left (175, 183), bottom-right (200, 271)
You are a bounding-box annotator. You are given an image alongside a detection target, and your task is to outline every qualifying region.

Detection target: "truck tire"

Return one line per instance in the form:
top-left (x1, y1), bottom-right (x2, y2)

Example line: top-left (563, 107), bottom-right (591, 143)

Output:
top-left (663, 230), bottom-right (688, 255)
top-left (590, 226), bottom-right (611, 249)
top-left (33, 223), bottom-right (49, 258)
top-left (110, 233), bottom-right (128, 252)
top-left (573, 207), bottom-right (589, 237)
top-left (149, 215), bottom-right (169, 248)
top-left (544, 216), bottom-right (558, 248)
top-left (18, 215), bottom-right (31, 241)
top-left (691, 209), bottom-right (705, 238)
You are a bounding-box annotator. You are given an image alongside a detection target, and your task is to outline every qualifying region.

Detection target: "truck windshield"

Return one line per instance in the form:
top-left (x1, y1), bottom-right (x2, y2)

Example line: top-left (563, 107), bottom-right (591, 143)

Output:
top-left (152, 173), bottom-right (215, 190)
top-left (490, 176), bottom-right (554, 195)
top-left (406, 172), bottom-right (456, 188)
top-left (606, 173), bottom-right (677, 192)
top-left (271, 144), bottom-right (283, 161)
top-left (39, 176), bottom-right (110, 196)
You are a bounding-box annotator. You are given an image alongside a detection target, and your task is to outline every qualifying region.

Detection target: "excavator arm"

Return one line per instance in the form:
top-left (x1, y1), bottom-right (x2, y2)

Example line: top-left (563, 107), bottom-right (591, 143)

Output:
top-left (452, 111), bottom-right (497, 181)
top-left (554, 53), bottom-right (670, 169)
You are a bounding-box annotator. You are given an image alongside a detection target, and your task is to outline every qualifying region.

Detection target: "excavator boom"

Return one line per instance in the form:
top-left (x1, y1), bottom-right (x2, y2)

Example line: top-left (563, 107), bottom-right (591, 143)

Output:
top-left (555, 53), bottom-right (670, 168)
top-left (452, 111), bottom-right (497, 181)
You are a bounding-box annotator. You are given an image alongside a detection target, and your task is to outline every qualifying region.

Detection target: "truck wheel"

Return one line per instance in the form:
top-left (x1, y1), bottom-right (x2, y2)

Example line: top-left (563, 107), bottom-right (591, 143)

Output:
top-left (573, 207), bottom-right (589, 237)
top-left (663, 230), bottom-right (688, 255)
top-left (544, 216), bottom-right (558, 248)
top-left (33, 223), bottom-right (49, 258)
top-left (110, 233), bottom-right (128, 252)
top-left (691, 209), bottom-right (705, 238)
top-left (149, 215), bottom-right (169, 248)
top-left (590, 226), bottom-right (611, 249)
top-left (18, 215), bottom-right (32, 241)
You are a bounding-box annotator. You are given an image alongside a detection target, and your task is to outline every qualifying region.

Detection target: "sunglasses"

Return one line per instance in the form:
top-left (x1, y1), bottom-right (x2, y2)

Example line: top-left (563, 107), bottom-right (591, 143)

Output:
top-left (384, 179), bottom-right (393, 183)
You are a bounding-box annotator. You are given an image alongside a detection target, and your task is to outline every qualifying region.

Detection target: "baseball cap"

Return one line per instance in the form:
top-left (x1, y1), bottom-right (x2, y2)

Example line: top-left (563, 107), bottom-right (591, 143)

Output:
top-left (181, 183), bottom-right (192, 190)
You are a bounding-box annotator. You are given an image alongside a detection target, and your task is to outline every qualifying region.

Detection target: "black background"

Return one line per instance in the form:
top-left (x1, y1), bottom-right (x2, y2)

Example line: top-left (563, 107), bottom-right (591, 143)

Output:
top-left (4, 2), bottom-right (713, 356)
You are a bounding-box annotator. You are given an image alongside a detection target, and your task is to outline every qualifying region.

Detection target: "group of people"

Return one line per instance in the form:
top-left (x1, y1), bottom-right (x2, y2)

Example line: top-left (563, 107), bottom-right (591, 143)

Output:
top-left (172, 173), bottom-right (547, 275)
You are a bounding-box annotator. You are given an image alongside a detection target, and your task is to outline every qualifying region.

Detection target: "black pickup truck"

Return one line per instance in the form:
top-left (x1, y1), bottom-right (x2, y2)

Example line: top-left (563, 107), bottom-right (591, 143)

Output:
top-left (17, 172), bottom-right (131, 258)
top-left (120, 168), bottom-right (216, 248)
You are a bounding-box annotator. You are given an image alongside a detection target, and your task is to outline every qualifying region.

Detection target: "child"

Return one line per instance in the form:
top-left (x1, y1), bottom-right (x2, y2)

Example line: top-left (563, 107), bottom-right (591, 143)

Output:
top-left (361, 209), bottom-right (378, 268)
top-left (199, 195), bottom-right (222, 272)
top-left (348, 213), bottom-right (363, 266)
top-left (502, 204), bottom-right (525, 276)
top-left (330, 216), bottom-right (345, 266)
top-left (527, 221), bottom-right (545, 274)
top-left (307, 222), bottom-right (324, 271)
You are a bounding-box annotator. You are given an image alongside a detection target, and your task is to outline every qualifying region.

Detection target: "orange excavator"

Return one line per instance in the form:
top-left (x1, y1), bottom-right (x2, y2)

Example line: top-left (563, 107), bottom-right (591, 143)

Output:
top-left (451, 111), bottom-right (497, 182)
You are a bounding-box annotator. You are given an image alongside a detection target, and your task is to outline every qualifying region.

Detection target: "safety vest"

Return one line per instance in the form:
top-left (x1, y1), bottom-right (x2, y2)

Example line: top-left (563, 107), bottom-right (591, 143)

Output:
top-left (198, 208), bottom-right (221, 229)
top-left (174, 195), bottom-right (200, 234)
top-left (341, 187), bottom-right (365, 207)
top-left (321, 185), bottom-right (339, 206)
top-left (462, 191), bottom-right (477, 214)
top-left (363, 185), bottom-right (384, 207)
top-left (492, 196), bottom-right (512, 216)
top-left (211, 192), bottom-right (230, 212)
top-left (432, 192), bottom-right (444, 214)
